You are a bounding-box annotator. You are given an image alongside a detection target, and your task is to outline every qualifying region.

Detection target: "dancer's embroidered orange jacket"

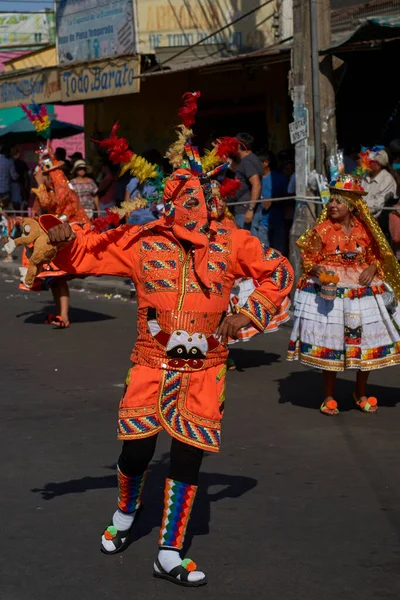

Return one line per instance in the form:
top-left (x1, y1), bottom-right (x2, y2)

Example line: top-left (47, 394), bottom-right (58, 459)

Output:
top-left (55, 219), bottom-right (293, 451)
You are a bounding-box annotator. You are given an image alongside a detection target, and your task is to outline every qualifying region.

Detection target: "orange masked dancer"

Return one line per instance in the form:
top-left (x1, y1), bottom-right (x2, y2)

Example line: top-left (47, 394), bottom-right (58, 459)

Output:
top-left (48, 93), bottom-right (294, 587)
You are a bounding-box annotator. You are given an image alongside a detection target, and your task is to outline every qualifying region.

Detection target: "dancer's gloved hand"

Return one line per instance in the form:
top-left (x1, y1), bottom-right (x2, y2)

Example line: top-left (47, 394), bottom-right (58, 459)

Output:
top-left (47, 223), bottom-right (76, 244)
top-left (216, 313), bottom-right (251, 344)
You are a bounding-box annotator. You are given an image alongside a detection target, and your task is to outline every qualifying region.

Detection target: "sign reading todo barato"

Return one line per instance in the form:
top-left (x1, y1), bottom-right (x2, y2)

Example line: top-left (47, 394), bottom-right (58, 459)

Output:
top-left (60, 57), bottom-right (140, 102)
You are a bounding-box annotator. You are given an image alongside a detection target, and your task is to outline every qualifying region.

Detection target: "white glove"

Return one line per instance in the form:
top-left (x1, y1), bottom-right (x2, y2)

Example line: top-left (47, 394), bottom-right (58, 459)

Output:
top-left (19, 267), bottom-right (28, 287)
top-left (4, 238), bottom-right (16, 254)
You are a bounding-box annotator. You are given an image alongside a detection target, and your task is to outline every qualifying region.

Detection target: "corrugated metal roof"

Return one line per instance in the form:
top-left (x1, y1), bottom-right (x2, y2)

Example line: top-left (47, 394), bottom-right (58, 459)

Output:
top-left (143, 39), bottom-right (292, 79)
top-left (323, 14), bottom-right (400, 52)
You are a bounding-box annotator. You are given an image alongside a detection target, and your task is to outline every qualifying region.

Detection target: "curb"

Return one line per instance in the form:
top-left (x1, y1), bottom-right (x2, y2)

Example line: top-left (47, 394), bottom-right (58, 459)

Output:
top-left (0, 261), bottom-right (134, 299)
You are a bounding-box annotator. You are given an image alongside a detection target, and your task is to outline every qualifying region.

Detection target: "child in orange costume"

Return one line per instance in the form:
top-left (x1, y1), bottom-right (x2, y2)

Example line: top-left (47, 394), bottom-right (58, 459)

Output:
top-left (21, 153), bottom-right (89, 327)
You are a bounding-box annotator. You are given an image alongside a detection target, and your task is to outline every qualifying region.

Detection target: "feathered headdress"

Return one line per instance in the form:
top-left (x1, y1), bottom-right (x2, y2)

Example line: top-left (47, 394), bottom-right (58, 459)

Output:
top-left (219, 178), bottom-right (241, 199)
top-left (21, 102), bottom-right (51, 139)
top-left (91, 125), bottom-right (165, 231)
top-left (95, 123), bottom-right (159, 184)
top-left (165, 92), bottom-right (201, 169)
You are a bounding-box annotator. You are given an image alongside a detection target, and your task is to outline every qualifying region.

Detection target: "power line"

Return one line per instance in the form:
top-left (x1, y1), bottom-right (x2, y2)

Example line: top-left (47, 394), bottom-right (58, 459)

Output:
top-left (143, 0), bottom-right (277, 75)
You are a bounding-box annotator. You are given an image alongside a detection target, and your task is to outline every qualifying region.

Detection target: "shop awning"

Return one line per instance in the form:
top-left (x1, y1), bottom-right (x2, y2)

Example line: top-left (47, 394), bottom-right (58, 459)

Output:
top-left (142, 40), bottom-right (292, 79)
top-left (0, 115), bottom-right (83, 144)
top-left (322, 15), bottom-right (400, 53)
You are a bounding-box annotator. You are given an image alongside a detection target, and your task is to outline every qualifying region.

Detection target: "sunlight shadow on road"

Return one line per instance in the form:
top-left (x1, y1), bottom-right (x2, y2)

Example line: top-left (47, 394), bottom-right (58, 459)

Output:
top-left (228, 349), bottom-right (280, 371)
top-left (277, 370), bottom-right (399, 412)
top-left (31, 453), bottom-right (257, 549)
top-left (16, 304), bottom-right (115, 324)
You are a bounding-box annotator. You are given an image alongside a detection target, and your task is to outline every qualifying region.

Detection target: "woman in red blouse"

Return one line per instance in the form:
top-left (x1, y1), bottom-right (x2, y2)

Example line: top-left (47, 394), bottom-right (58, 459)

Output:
top-left (288, 175), bottom-right (400, 415)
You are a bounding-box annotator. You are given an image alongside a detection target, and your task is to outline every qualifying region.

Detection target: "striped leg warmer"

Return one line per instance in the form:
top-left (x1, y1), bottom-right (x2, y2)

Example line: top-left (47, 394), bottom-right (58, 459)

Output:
top-left (158, 478), bottom-right (197, 549)
top-left (117, 467), bottom-right (147, 514)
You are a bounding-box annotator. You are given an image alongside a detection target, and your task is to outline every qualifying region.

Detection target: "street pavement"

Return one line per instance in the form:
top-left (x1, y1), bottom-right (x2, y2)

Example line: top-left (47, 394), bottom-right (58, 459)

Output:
top-left (1, 275), bottom-right (400, 600)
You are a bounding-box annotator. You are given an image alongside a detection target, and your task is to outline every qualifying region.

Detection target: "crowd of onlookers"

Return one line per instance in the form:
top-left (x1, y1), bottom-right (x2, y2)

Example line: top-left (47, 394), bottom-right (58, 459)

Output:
top-left (1, 134), bottom-right (400, 262)
top-left (229, 133), bottom-right (400, 260)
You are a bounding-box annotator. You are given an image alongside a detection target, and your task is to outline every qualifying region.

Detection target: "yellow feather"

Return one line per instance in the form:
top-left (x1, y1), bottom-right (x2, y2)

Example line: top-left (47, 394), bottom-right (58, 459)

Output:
top-left (201, 148), bottom-right (221, 173)
top-left (120, 155), bottom-right (158, 183)
top-left (165, 125), bottom-right (193, 168)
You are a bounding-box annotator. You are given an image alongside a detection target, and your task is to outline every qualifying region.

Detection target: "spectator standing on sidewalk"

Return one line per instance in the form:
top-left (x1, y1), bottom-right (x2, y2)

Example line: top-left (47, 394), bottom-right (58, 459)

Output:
top-left (251, 152), bottom-right (288, 254)
top-left (0, 145), bottom-right (19, 209)
top-left (232, 133), bottom-right (262, 230)
top-left (10, 146), bottom-right (30, 211)
top-left (70, 160), bottom-right (99, 219)
top-left (363, 148), bottom-right (397, 219)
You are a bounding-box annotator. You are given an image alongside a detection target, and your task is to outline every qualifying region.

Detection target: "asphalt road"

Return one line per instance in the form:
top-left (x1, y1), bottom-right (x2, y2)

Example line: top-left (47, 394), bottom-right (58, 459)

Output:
top-left (1, 275), bottom-right (400, 600)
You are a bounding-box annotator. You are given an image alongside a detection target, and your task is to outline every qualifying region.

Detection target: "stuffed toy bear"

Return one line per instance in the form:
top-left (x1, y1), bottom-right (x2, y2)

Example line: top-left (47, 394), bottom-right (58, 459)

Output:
top-left (4, 214), bottom-right (63, 288)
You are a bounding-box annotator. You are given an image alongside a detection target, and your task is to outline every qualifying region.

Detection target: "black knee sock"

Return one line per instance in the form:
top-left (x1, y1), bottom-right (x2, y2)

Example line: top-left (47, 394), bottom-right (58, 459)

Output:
top-left (118, 434), bottom-right (158, 477)
top-left (168, 438), bottom-right (204, 485)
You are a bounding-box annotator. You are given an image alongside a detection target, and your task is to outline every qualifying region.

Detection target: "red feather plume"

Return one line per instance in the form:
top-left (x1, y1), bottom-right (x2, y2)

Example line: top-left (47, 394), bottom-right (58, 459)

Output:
top-left (94, 123), bottom-right (133, 165)
top-left (178, 91), bottom-right (201, 128)
top-left (216, 136), bottom-right (239, 159)
top-left (90, 210), bottom-right (121, 233)
top-left (219, 178), bottom-right (241, 199)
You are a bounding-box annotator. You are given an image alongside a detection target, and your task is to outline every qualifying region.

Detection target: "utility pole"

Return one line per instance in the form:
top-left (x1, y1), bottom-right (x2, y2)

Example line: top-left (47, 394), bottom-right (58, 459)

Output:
top-left (289, 0), bottom-right (337, 281)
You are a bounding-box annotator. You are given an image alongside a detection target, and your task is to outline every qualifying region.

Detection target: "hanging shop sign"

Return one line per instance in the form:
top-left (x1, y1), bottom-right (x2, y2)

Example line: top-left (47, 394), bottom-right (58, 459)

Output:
top-left (60, 57), bottom-right (140, 102)
top-left (0, 68), bottom-right (61, 109)
top-left (289, 116), bottom-right (308, 144)
top-left (0, 12), bottom-right (55, 47)
top-left (56, 0), bottom-right (136, 65)
top-left (137, 0), bottom-right (276, 54)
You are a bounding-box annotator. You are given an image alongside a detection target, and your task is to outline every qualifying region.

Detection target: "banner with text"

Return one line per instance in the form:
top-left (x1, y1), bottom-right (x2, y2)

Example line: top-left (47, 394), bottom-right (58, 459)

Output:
top-left (56, 0), bottom-right (136, 65)
top-left (0, 12), bottom-right (55, 47)
top-left (0, 68), bottom-right (61, 109)
top-left (60, 57), bottom-right (140, 102)
top-left (137, 0), bottom-right (276, 54)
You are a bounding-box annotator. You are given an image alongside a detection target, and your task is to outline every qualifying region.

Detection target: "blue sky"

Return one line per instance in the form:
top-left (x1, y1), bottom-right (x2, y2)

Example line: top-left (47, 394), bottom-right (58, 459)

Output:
top-left (0, 2), bottom-right (53, 12)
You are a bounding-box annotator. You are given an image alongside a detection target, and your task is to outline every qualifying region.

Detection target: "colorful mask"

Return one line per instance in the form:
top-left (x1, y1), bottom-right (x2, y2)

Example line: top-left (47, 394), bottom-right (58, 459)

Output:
top-left (163, 169), bottom-right (211, 237)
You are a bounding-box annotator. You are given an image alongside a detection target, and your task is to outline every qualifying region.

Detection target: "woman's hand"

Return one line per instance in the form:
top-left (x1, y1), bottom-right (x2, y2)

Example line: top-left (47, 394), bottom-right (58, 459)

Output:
top-left (359, 264), bottom-right (377, 286)
top-left (310, 265), bottom-right (326, 277)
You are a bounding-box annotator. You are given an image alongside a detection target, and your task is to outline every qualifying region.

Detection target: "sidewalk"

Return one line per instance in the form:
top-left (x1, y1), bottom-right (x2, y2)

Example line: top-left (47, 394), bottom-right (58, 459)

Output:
top-left (0, 250), bottom-right (134, 299)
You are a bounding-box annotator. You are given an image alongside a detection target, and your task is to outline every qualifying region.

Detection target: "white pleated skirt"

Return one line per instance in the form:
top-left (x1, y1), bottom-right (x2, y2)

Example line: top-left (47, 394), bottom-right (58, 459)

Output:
top-left (287, 278), bottom-right (400, 371)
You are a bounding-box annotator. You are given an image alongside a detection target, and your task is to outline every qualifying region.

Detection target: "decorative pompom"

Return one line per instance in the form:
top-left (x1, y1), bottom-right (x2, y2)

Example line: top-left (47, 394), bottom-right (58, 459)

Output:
top-left (181, 558), bottom-right (197, 572)
top-left (91, 210), bottom-right (121, 233)
top-left (325, 399), bottom-right (338, 410)
top-left (216, 136), bottom-right (239, 159)
top-left (319, 271), bottom-right (339, 285)
top-left (367, 396), bottom-right (378, 406)
top-left (104, 526), bottom-right (118, 540)
top-left (178, 91), bottom-right (201, 128)
top-left (219, 178), bottom-right (241, 199)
